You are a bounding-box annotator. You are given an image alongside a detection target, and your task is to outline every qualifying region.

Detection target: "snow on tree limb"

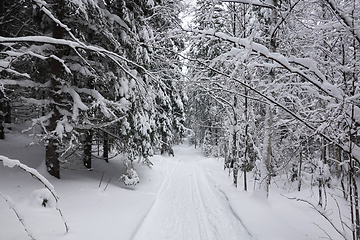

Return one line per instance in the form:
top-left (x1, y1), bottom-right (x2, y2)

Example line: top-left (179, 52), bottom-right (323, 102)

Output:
top-left (183, 27), bottom-right (360, 130)
top-left (324, 0), bottom-right (360, 44)
top-left (184, 28), bottom-right (341, 99)
top-left (176, 50), bottom-right (360, 164)
top-left (32, 0), bottom-right (86, 47)
top-left (221, 0), bottom-right (275, 8)
top-left (0, 155), bottom-right (69, 233)
top-left (62, 85), bottom-right (89, 121)
top-left (0, 35), bottom-right (157, 88)
top-left (0, 79), bottom-right (48, 88)
top-left (74, 87), bottom-right (128, 118)
top-left (3, 50), bottom-right (72, 75)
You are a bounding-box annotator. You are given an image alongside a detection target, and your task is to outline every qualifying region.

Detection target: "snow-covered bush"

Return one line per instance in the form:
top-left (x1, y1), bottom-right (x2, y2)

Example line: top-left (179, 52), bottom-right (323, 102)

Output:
top-left (120, 155), bottom-right (140, 186)
top-left (120, 168), bottom-right (140, 186)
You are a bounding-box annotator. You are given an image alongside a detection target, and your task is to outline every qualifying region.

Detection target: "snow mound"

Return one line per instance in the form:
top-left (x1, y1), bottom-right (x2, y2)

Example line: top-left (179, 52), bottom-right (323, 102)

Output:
top-left (30, 188), bottom-right (55, 208)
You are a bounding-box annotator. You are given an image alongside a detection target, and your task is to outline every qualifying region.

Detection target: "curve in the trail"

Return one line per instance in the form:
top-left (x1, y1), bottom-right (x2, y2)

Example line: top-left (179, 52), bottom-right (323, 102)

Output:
top-left (132, 149), bottom-right (251, 240)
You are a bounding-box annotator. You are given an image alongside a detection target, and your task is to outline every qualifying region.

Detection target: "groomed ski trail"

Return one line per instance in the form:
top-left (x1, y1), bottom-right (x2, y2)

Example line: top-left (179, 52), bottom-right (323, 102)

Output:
top-left (132, 144), bottom-right (251, 240)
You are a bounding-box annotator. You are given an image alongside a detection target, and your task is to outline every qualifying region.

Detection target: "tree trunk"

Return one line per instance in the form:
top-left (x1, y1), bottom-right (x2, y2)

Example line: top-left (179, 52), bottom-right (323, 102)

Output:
top-left (0, 3), bottom-right (4, 140)
top-left (244, 85), bottom-right (248, 191)
top-left (260, 105), bottom-right (272, 197)
top-left (46, 0), bottom-right (65, 179)
top-left (84, 130), bottom-right (92, 168)
top-left (232, 127), bottom-right (238, 186)
top-left (5, 100), bottom-right (11, 124)
top-left (232, 96), bottom-right (238, 187)
top-left (103, 131), bottom-right (109, 163)
top-left (298, 150), bottom-right (302, 191)
top-left (0, 93), bottom-right (4, 140)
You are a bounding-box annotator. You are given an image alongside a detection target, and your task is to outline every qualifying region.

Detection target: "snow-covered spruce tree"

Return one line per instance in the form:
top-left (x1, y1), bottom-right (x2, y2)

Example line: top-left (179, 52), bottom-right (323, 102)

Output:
top-left (0, 0), bottom-right (186, 180)
top-left (150, 0), bottom-right (187, 154)
top-left (0, 0), bottom-right (134, 178)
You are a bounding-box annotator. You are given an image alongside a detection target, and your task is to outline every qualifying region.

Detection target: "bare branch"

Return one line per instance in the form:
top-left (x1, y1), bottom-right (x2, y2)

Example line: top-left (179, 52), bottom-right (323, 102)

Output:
top-left (0, 192), bottom-right (36, 240)
top-left (0, 156), bottom-right (69, 233)
top-left (287, 197), bottom-right (350, 240)
top-left (221, 0), bottom-right (275, 8)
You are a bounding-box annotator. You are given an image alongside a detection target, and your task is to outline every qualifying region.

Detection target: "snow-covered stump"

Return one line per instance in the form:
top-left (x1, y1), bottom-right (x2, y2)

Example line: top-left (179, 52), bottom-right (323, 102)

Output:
top-left (0, 155), bottom-right (69, 234)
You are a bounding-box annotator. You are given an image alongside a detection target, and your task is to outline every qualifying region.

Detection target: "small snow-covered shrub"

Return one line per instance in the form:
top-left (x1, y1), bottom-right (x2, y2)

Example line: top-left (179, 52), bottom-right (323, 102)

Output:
top-left (120, 156), bottom-right (140, 186)
top-left (120, 168), bottom-right (140, 186)
top-left (30, 188), bottom-right (55, 208)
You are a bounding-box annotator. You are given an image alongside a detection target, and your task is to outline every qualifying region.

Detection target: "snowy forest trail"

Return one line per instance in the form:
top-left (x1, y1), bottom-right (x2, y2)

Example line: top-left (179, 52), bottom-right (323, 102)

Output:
top-left (132, 144), bottom-right (252, 240)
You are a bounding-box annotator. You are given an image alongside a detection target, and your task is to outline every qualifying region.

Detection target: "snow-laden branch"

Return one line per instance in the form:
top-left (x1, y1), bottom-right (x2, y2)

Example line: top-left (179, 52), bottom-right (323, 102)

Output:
top-left (75, 87), bottom-right (129, 118)
top-left (183, 28), bottom-right (360, 128)
top-left (62, 85), bottom-right (89, 121)
top-left (0, 35), bottom-right (157, 90)
top-left (31, 0), bottom-right (154, 91)
top-left (0, 79), bottom-right (49, 88)
top-left (324, 0), bottom-right (360, 44)
top-left (0, 67), bottom-right (31, 79)
top-left (32, 0), bottom-right (86, 48)
top-left (184, 28), bottom-right (341, 99)
top-left (0, 155), bottom-right (68, 233)
top-left (3, 50), bottom-right (72, 75)
top-left (221, 0), bottom-right (275, 8)
top-left (177, 51), bottom-right (360, 163)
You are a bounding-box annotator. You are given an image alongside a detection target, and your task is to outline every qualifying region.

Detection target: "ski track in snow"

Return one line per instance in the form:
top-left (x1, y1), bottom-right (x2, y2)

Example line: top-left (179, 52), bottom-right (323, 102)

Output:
top-left (132, 147), bottom-right (251, 240)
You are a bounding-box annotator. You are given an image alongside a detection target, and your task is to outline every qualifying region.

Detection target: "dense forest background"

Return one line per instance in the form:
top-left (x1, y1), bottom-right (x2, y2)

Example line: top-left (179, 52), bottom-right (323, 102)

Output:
top-left (1, 0), bottom-right (359, 239)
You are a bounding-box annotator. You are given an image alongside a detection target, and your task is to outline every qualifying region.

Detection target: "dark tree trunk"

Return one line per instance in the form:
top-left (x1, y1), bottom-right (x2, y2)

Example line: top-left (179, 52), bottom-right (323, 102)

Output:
top-left (83, 78), bottom-right (94, 168)
top-left (103, 131), bottom-right (109, 163)
top-left (46, 0), bottom-right (65, 179)
top-left (4, 101), bottom-right (11, 124)
top-left (232, 96), bottom-right (238, 187)
top-left (298, 150), bottom-right (302, 191)
top-left (244, 85), bottom-right (248, 191)
top-left (0, 93), bottom-right (4, 140)
top-left (84, 130), bottom-right (92, 168)
top-left (0, 0), bottom-right (4, 140)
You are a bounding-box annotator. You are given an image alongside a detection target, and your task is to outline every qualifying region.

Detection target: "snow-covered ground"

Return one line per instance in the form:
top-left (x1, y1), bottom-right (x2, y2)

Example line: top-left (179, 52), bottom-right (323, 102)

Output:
top-left (0, 126), bottom-right (349, 240)
top-left (132, 147), bottom-right (251, 240)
